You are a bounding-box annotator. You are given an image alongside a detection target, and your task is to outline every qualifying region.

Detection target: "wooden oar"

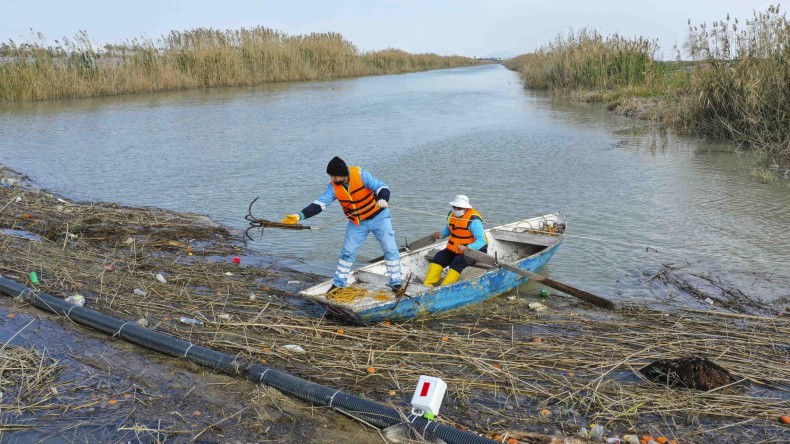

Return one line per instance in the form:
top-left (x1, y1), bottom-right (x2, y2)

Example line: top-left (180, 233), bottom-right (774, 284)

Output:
top-left (464, 248), bottom-right (615, 310)
top-left (368, 234), bottom-right (438, 263)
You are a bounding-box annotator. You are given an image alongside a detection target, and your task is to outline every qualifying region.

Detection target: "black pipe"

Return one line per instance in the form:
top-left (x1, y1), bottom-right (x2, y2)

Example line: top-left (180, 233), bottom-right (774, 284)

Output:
top-left (0, 275), bottom-right (496, 444)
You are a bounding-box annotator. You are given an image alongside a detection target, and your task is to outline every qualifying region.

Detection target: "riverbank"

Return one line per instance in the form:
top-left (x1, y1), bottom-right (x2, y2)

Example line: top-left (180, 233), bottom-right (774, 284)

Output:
top-left (0, 27), bottom-right (484, 102)
top-left (504, 5), bottom-right (790, 182)
top-left (1, 164), bottom-right (788, 443)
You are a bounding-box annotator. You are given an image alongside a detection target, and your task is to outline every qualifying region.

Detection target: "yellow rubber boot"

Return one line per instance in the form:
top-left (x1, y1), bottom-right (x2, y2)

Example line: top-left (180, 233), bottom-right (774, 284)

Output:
top-left (423, 263), bottom-right (444, 287)
top-left (440, 269), bottom-right (461, 286)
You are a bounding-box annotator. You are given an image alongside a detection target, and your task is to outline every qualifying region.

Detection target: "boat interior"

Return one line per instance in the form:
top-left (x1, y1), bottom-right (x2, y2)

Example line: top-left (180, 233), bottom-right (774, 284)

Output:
top-left (302, 214), bottom-right (566, 297)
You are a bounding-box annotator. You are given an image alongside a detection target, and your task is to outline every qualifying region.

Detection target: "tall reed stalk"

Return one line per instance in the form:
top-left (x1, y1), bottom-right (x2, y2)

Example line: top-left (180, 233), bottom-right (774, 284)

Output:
top-left (0, 27), bottom-right (481, 102)
top-left (504, 29), bottom-right (663, 91)
top-left (680, 5), bottom-right (790, 171)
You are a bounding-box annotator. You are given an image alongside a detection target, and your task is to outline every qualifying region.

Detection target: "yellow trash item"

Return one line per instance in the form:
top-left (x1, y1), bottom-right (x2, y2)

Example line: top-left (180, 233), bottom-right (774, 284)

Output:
top-left (440, 269), bottom-right (461, 285)
top-left (423, 263), bottom-right (444, 287)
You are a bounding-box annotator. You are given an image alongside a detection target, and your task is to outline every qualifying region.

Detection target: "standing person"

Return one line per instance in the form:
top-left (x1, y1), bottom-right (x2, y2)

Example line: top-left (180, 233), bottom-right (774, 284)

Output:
top-left (281, 156), bottom-right (402, 293)
top-left (423, 195), bottom-right (488, 287)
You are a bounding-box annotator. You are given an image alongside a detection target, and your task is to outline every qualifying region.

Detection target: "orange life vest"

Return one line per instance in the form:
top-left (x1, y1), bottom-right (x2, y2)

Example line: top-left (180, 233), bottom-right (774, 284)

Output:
top-left (446, 208), bottom-right (485, 254)
top-left (332, 166), bottom-right (381, 225)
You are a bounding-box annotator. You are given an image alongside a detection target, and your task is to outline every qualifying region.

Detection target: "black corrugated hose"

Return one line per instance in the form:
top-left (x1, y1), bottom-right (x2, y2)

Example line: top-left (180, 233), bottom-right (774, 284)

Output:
top-left (0, 275), bottom-right (496, 444)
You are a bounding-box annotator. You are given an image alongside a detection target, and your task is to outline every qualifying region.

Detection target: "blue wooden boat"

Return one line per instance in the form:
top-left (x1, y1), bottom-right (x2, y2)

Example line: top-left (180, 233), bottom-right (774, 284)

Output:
top-left (300, 212), bottom-right (566, 324)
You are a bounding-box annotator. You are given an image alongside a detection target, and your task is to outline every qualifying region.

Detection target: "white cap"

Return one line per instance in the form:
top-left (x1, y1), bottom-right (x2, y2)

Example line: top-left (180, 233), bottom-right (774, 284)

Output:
top-left (449, 195), bottom-right (471, 209)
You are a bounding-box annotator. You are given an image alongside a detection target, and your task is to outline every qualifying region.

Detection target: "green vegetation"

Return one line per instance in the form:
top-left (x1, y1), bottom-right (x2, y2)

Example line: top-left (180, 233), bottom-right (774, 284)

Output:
top-left (505, 5), bottom-right (790, 179)
top-left (0, 27), bottom-right (482, 102)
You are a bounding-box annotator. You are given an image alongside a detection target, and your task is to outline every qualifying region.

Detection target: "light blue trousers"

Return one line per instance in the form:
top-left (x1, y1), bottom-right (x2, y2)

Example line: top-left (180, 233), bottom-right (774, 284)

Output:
top-left (334, 210), bottom-right (402, 287)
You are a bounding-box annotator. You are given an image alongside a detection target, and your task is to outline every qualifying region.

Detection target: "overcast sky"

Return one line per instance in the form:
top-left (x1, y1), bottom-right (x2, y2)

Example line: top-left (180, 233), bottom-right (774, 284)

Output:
top-left (0, 0), bottom-right (775, 59)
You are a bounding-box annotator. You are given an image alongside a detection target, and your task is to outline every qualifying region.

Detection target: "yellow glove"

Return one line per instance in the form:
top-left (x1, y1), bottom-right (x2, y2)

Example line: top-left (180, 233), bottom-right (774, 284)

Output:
top-left (281, 214), bottom-right (300, 224)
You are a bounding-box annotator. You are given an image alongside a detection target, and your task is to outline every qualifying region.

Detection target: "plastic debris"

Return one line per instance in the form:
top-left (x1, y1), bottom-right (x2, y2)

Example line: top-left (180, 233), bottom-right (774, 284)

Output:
top-left (136, 318), bottom-right (149, 328)
top-left (232, 256), bottom-right (241, 264)
top-left (29, 271), bottom-right (40, 285)
top-left (528, 301), bottom-right (547, 311)
top-left (224, 272), bottom-right (233, 276)
top-left (607, 438), bottom-right (622, 444)
top-left (623, 435), bottom-right (640, 444)
top-left (122, 237), bottom-right (134, 245)
top-left (218, 314), bottom-right (231, 320)
top-left (1, 178), bottom-right (18, 187)
top-left (65, 295), bottom-right (85, 306)
top-left (590, 424), bottom-right (605, 442)
top-left (577, 428), bottom-right (589, 439)
top-left (281, 344), bottom-right (305, 353)
top-left (102, 263), bottom-right (116, 272)
top-left (133, 288), bottom-right (147, 297)
top-left (539, 288), bottom-right (550, 298)
top-left (287, 280), bottom-right (300, 284)
top-left (704, 297), bottom-right (714, 305)
top-left (178, 317), bottom-right (202, 325)
top-left (248, 293), bottom-right (257, 301)
top-left (155, 273), bottom-right (167, 284)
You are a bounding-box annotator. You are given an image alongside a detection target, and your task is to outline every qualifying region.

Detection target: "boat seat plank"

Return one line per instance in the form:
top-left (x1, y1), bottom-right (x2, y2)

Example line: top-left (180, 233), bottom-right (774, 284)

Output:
top-left (489, 228), bottom-right (560, 246)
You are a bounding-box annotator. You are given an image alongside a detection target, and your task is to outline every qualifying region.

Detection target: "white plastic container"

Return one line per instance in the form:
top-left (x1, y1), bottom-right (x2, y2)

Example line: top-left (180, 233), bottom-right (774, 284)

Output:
top-left (410, 375), bottom-right (447, 418)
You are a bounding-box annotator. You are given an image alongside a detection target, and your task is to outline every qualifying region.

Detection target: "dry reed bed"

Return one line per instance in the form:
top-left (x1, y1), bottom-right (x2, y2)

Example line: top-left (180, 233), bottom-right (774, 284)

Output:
top-left (0, 27), bottom-right (483, 102)
top-left (1, 180), bottom-right (788, 441)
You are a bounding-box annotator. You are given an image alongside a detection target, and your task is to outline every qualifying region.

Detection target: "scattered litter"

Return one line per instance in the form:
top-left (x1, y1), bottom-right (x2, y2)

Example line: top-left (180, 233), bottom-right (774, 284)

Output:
top-left (122, 237), bottom-right (134, 245)
top-left (1, 178), bottom-right (18, 187)
top-left (507, 295), bottom-right (517, 300)
top-left (287, 280), bottom-right (300, 284)
top-left (590, 424), bottom-right (605, 442)
top-left (56, 198), bottom-right (68, 204)
top-left (102, 263), bottom-right (116, 272)
top-left (178, 317), bottom-right (202, 325)
top-left (218, 314), bottom-right (231, 320)
top-left (232, 256), bottom-right (241, 264)
top-left (133, 288), bottom-right (147, 297)
top-left (539, 288), bottom-right (550, 298)
top-left (607, 438), bottom-right (622, 444)
top-left (528, 301), bottom-right (547, 311)
top-left (248, 293), bottom-right (257, 301)
top-left (224, 272), bottom-right (233, 276)
top-left (15, 196), bottom-right (22, 203)
top-left (28, 271), bottom-right (40, 285)
top-left (155, 273), bottom-right (167, 284)
top-left (55, 205), bottom-right (64, 212)
top-left (136, 318), bottom-right (149, 328)
top-left (65, 295), bottom-right (85, 307)
top-left (281, 344), bottom-right (305, 353)
top-left (704, 297), bottom-right (714, 305)
top-left (623, 435), bottom-right (640, 444)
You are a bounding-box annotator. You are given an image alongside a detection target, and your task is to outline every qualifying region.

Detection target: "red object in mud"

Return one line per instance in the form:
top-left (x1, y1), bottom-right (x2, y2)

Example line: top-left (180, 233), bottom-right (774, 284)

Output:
top-left (232, 257), bottom-right (241, 264)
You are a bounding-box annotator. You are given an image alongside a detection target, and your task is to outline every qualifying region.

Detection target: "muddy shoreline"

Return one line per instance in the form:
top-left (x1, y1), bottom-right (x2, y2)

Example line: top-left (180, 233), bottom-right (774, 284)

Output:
top-left (1, 164), bottom-right (788, 443)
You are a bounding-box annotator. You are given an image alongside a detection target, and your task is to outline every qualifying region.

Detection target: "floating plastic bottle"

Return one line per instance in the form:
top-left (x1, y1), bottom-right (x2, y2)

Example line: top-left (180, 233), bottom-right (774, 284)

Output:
top-left (155, 273), bottom-right (167, 284)
top-left (178, 317), bottom-right (202, 325)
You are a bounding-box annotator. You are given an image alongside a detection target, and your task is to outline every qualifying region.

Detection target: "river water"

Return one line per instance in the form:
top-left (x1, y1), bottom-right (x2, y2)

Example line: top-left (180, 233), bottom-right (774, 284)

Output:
top-left (1, 64), bottom-right (788, 307)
